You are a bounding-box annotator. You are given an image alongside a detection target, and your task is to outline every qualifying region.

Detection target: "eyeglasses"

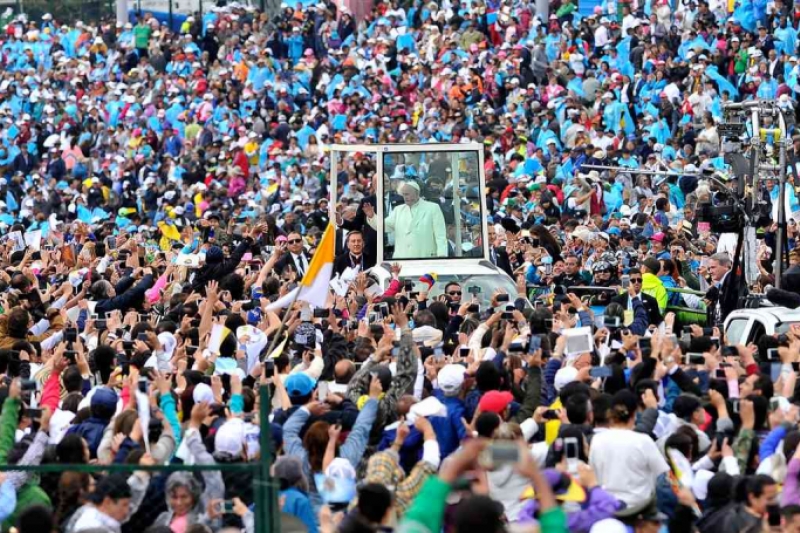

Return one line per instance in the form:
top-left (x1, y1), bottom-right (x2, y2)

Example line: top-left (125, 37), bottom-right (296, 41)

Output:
top-left (287, 239), bottom-right (303, 244)
top-left (629, 278), bottom-right (643, 283)
top-left (448, 291), bottom-right (462, 296)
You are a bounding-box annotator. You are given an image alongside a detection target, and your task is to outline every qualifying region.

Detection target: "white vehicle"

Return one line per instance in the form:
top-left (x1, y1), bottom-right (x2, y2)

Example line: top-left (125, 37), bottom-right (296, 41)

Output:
top-left (369, 260), bottom-right (521, 309)
top-left (724, 306), bottom-right (800, 346)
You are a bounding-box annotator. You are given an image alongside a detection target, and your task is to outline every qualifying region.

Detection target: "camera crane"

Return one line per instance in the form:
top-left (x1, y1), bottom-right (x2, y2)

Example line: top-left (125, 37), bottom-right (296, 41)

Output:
top-left (581, 99), bottom-right (792, 291)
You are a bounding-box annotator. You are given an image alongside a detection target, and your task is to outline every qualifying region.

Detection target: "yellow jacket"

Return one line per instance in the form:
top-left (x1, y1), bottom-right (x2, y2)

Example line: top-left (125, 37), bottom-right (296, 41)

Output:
top-left (642, 272), bottom-right (668, 312)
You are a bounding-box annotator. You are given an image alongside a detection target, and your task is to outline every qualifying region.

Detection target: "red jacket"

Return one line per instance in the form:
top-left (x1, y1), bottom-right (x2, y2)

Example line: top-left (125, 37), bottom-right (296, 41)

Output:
top-left (547, 184), bottom-right (564, 205)
top-left (233, 149), bottom-right (250, 179)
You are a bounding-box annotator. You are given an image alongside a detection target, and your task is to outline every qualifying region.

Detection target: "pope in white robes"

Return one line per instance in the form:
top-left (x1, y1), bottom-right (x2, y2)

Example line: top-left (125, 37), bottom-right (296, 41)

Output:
top-left (366, 181), bottom-right (448, 259)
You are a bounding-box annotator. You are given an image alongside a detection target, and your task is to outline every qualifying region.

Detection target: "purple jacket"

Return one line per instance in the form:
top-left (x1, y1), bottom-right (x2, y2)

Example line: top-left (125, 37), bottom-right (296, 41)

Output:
top-left (783, 458), bottom-right (800, 507)
top-left (518, 485), bottom-right (620, 532)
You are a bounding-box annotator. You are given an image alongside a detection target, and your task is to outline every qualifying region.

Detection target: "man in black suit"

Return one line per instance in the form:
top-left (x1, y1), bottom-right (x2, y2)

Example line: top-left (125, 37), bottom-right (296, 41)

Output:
top-left (706, 252), bottom-right (740, 326)
top-left (487, 224), bottom-right (512, 276)
top-left (274, 232), bottom-right (311, 278)
top-left (611, 271), bottom-right (663, 327)
top-left (333, 230), bottom-right (375, 276)
top-left (337, 196), bottom-right (378, 261)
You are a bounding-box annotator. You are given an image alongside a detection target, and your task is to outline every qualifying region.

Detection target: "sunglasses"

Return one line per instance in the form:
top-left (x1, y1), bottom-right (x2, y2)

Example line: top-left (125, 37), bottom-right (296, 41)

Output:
top-left (629, 278), bottom-right (643, 283)
top-left (287, 239), bottom-right (303, 244)
top-left (448, 291), bottom-right (462, 296)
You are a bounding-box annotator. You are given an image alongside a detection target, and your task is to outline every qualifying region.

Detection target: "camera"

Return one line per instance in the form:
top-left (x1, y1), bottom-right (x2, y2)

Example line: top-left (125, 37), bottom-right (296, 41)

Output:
top-left (696, 201), bottom-right (744, 233)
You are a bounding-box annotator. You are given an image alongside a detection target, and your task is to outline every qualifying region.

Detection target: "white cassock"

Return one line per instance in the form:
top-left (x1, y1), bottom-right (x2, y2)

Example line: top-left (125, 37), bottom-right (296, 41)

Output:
top-left (368, 199), bottom-right (448, 258)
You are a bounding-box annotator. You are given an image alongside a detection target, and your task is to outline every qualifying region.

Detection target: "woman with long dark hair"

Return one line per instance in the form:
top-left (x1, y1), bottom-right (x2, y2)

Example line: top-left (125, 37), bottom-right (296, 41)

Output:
top-left (531, 224), bottom-right (562, 263)
top-left (260, 214), bottom-right (285, 246)
top-left (55, 472), bottom-right (94, 531)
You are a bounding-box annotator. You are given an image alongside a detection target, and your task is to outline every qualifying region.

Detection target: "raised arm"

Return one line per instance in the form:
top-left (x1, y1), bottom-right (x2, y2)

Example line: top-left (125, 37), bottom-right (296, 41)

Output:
top-left (283, 405), bottom-right (311, 463)
top-left (199, 280), bottom-right (221, 341)
top-left (512, 358), bottom-right (543, 423)
top-left (340, 396), bottom-right (379, 468)
top-left (7, 418), bottom-right (49, 489)
top-left (184, 403), bottom-right (225, 503)
top-left (345, 353), bottom-right (378, 404)
top-left (0, 381), bottom-right (21, 464)
top-left (101, 273), bottom-right (155, 313)
top-left (389, 328), bottom-right (419, 404)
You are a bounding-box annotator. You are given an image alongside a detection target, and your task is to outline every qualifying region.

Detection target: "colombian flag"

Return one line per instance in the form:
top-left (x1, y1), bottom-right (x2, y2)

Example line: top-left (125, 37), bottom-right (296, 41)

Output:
top-left (419, 273), bottom-right (437, 289)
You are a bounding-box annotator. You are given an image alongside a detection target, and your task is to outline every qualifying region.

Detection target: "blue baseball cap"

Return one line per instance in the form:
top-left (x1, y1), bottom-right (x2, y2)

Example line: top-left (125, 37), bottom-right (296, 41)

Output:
top-left (247, 308), bottom-right (261, 325)
top-left (285, 373), bottom-right (316, 397)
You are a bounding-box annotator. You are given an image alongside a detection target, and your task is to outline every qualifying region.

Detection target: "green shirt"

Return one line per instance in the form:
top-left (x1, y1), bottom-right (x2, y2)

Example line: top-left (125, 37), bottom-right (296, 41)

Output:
top-left (734, 50), bottom-right (749, 74)
top-left (0, 397), bottom-right (52, 530)
top-left (398, 476), bottom-right (568, 533)
top-left (184, 122), bottom-right (202, 141)
top-left (134, 23), bottom-right (152, 50)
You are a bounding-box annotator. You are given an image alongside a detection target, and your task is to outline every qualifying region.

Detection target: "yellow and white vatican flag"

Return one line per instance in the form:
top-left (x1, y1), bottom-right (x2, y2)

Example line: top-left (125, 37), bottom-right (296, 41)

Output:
top-left (266, 223), bottom-right (335, 310)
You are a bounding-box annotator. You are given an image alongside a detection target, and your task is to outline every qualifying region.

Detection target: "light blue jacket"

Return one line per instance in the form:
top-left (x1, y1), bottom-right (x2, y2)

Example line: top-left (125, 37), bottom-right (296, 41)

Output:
top-left (280, 487), bottom-right (318, 533)
top-left (284, 399), bottom-right (378, 516)
top-left (284, 399), bottom-right (379, 481)
top-left (0, 478), bottom-right (16, 522)
top-left (159, 392), bottom-right (182, 449)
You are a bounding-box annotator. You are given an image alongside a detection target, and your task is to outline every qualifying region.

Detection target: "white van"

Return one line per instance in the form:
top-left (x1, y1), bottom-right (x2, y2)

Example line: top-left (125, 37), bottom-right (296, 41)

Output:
top-left (724, 307), bottom-right (800, 346)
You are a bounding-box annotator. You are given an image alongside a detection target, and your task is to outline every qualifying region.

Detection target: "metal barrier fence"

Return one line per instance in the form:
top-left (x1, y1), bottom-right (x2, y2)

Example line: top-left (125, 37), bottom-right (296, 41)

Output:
top-left (524, 284), bottom-right (711, 328)
top-left (0, 388), bottom-right (280, 533)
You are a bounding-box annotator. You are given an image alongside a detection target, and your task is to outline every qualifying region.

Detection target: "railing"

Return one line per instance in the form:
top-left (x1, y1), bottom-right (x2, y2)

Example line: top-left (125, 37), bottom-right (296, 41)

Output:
top-left (0, 387), bottom-right (279, 533)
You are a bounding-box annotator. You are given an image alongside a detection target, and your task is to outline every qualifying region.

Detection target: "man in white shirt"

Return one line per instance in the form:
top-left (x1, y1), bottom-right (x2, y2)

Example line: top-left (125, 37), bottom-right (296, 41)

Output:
top-left (663, 81), bottom-right (681, 104)
top-left (594, 130), bottom-right (616, 151)
top-left (622, 8), bottom-right (639, 35)
top-left (70, 473), bottom-right (134, 532)
top-left (589, 390), bottom-right (670, 513)
top-left (594, 18), bottom-right (611, 50)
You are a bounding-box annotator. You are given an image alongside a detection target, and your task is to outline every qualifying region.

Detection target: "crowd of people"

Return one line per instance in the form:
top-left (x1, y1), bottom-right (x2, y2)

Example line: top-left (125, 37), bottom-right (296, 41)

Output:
top-left (0, 0), bottom-right (799, 532)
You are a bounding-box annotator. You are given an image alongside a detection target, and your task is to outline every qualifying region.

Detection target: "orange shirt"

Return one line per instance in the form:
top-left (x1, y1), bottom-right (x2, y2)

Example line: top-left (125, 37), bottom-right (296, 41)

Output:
top-left (448, 83), bottom-right (469, 101)
top-left (234, 62), bottom-right (249, 83)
